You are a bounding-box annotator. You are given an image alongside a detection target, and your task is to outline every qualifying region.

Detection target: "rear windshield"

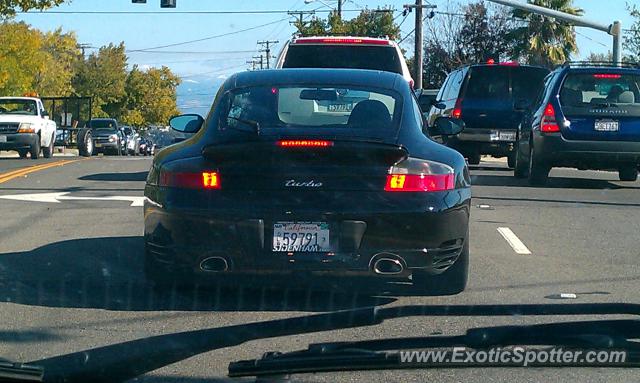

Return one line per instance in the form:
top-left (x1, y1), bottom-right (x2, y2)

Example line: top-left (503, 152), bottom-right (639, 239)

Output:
top-left (282, 45), bottom-right (403, 75)
top-left (218, 85), bottom-right (400, 134)
top-left (465, 66), bottom-right (549, 101)
top-left (560, 72), bottom-right (640, 117)
top-left (89, 120), bottom-right (117, 130)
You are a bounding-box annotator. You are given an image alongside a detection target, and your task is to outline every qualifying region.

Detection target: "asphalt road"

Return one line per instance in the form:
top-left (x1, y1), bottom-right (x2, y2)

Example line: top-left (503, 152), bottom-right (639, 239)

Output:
top-left (0, 154), bottom-right (639, 382)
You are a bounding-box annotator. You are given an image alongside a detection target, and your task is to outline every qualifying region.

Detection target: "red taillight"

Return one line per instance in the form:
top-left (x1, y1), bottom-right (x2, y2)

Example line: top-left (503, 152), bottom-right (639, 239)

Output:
top-left (384, 158), bottom-right (455, 192)
top-left (294, 37), bottom-right (391, 45)
top-left (593, 73), bottom-right (622, 79)
top-left (452, 98), bottom-right (463, 119)
top-left (540, 103), bottom-right (560, 133)
top-left (277, 140), bottom-right (334, 147)
top-left (159, 171), bottom-right (220, 189)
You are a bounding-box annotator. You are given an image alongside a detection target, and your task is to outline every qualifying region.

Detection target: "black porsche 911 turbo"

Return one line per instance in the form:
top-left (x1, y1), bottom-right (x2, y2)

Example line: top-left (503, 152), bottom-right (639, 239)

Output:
top-left (144, 68), bottom-right (471, 295)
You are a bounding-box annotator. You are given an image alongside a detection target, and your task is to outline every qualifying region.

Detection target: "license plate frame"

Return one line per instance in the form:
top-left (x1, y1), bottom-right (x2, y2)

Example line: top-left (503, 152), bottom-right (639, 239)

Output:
top-left (0, 135), bottom-right (6, 143)
top-left (272, 222), bottom-right (331, 253)
top-left (595, 119), bottom-right (619, 132)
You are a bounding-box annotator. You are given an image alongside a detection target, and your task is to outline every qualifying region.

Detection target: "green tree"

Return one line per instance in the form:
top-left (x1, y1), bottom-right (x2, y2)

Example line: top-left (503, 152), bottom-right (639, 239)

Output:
top-left (73, 43), bottom-right (128, 117)
top-left (295, 9), bottom-right (400, 40)
top-left (1, 0), bottom-right (68, 17)
top-left (122, 65), bottom-right (180, 128)
top-left (508, 0), bottom-right (584, 67)
top-left (624, 3), bottom-right (640, 62)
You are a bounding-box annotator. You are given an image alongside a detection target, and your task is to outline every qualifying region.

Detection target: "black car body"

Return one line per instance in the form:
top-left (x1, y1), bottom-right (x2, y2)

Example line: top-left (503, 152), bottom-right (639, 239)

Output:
top-left (427, 63), bottom-right (549, 165)
top-left (514, 62), bottom-right (640, 185)
top-left (143, 69), bottom-right (471, 294)
top-left (87, 118), bottom-right (125, 155)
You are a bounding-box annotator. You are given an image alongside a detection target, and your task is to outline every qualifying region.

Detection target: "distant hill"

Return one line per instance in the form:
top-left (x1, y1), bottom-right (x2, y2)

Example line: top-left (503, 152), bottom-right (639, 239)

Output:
top-left (176, 75), bottom-right (227, 116)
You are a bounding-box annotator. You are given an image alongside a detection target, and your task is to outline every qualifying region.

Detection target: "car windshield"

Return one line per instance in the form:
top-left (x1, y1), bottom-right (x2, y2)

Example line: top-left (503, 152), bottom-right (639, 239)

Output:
top-left (2, 1), bottom-right (640, 382)
top-left (560, 72), bottom-right (640, 116)
top-left (219, 85), bottom-right (399, 133)
top-left (0, 99), bottom-right (38, 116)
top-left (282, 45), bottom-right (404, 74)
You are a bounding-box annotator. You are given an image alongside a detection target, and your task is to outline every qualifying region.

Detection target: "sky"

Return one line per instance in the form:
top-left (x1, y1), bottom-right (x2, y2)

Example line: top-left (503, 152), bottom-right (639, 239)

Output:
top-left (11, 0), bottom-right (637, 113)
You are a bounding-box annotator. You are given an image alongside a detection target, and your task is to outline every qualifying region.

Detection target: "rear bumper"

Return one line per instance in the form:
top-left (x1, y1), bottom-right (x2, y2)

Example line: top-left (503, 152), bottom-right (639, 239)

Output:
top-left (143, 189), bottom-right (471, 279)
top-left (0, 133), bottom-right (37, 150)
top-left (446, 129), bottom-right (516, 156)
top-left (534, 133), bottom-right (640, 167)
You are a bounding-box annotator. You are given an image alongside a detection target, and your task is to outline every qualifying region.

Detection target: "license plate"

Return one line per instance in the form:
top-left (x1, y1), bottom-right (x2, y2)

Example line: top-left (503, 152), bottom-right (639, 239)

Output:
top-left (490, 131), bottom-right (516, 141)
top-left (272, 222), bottom-right (330, 252)
top-left (328, 103), bottom-right (353, 112)
top-left (595, 120), bottom-right (619, 132)
top-left (0, 135), bottom-right (6, 143)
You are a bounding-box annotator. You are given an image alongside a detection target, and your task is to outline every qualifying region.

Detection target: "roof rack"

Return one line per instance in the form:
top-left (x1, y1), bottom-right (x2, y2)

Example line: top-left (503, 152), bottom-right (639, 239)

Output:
top-left (560, 61), bottom-right (640, 69)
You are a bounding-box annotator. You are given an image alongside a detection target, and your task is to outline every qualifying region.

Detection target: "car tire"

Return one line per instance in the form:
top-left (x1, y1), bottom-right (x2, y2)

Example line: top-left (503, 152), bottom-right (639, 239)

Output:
top-left (17, 149), bottom-right (28, 159)
top-left (29, 137), bottom-right (41, 160)
top-left (527, 145), bottom-right (550, 186)
top-left (513, 143), bottom-right (528, 179)
top-left (467, 153), bottom-right (481, 165)
top-left (619, 167), bottom-right (639, 182)
top-left (42, 133), bottom-right (54, 158)
top-left (507, 152), bottom-right (516, 169)
top-left (411, 234), bottom-right (469, 296)
top-left (78, 129), bottom-right (93, 157)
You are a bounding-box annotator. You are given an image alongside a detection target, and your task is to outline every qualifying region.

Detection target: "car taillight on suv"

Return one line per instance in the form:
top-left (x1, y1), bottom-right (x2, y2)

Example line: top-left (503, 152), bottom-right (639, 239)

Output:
top-left (540, 103), bottom-right (560, 133)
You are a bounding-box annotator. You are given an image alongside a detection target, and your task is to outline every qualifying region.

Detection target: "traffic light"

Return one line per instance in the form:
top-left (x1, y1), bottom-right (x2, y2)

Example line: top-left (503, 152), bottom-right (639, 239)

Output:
top-left (161, 0), bottom-right (176, 7)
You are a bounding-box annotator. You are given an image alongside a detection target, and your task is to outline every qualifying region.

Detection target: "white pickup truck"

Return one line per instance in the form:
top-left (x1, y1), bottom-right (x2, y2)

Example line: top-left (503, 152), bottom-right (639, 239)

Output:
top-left (0, 97), bottom-right (57, 159)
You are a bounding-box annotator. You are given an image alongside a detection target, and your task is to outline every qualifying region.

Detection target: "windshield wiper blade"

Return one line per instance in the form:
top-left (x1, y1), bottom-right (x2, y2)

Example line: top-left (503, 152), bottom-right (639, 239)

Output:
top-left (0, 361), bottom-right (44, 382)
top-left (226, 116), bottom-right (260, 134)
top-left (229, 319), bottom-right (640, 377)
top-left (27, 304), bottom-right (640, 383)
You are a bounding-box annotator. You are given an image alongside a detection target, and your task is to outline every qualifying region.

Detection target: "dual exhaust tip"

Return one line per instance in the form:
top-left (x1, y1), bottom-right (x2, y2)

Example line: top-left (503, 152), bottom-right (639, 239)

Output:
top-left (200, 254), bottom-right (405, 275)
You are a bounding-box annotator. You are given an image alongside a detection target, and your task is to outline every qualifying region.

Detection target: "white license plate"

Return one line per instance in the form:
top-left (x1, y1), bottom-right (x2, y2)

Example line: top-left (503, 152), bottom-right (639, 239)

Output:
top-left (491, 131), bottom-right (516, 141)
top-left (272, 222), bottom-right (330, 252)
top-left (0, 135), bottom-right (6, 143)
top-left (595, 120), bottom-right (619, 132)
top-left (328, 103), bottom-right (353, 112)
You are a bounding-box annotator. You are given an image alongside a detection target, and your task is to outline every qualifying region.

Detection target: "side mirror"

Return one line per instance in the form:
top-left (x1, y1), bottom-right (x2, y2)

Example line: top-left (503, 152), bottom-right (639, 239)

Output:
top-left (169, 114), bottom-right (204, 134)
top-left (431, 100), bottom-right (446, 110)
top-left (429, 117), bottom-right (465, 136)
top-left (514, 99), bottom-right (530, 111)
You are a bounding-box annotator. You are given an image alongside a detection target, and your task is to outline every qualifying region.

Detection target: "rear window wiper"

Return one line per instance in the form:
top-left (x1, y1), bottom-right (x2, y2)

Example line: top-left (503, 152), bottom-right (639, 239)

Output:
top-left (226, 116), bottom-right (260, 134)
top-left (229, 319), bottom-right (640, 377)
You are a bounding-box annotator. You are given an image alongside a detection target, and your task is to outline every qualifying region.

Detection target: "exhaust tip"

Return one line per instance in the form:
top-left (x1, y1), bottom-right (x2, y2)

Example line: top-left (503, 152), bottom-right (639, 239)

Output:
top-left (373, 257), bottom-right (404, 275)
top-left (199, 256), bottom-right (229, 272)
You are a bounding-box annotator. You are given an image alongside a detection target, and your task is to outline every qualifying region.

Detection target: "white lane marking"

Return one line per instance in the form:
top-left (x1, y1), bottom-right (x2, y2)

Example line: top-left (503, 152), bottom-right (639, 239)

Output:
top-left (0, 192), bottom-right (145, 207)
top-left (497, 227), bottom-right (532, 255)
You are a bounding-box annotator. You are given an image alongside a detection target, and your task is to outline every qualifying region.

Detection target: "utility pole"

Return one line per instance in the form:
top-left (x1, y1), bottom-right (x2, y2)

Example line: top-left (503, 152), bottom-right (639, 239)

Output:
top-left (404, 2), bottom-right (436, 89)
top-left (253, 55), bottom-right (264, 70)
top-left (288, 10), bottom-right (315, 27)
top-left (258, 40), bottom-right (279, 69)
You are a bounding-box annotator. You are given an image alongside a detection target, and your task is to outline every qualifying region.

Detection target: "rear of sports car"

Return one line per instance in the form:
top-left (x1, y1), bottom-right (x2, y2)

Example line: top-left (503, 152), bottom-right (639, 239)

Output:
top-left (144, 78), bottom-right (470, 293)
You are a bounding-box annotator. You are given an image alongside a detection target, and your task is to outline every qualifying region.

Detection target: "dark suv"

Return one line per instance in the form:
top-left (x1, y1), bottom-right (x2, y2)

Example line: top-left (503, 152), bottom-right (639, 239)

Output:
top-left (427, 62), bottom-right (549, 166)
top-left (514, 62), bottom-right (640, 185)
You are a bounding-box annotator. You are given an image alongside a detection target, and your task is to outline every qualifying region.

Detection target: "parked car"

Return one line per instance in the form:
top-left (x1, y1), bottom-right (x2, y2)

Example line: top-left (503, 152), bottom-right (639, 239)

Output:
top-left (427, 62), bottom-right (550, 166)
top-left (275, 36), bottom-right (415, 87)
top-left (87, 118), bottom-right (125, 156)
top-left (144, 68), bottom-right (471, 295)
top-left (0, 96), bottom-right (57, 159)
top-left (514, 62), bottom-right (640, 185)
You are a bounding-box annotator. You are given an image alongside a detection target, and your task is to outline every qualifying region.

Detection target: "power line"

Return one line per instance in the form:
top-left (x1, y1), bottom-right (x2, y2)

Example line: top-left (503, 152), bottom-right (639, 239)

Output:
top-left (129, 17), bottom-right (289, 52)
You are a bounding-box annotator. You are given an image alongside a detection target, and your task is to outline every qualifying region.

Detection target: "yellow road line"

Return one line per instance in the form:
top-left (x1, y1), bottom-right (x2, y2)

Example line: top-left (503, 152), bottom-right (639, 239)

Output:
top-left (0, 159), bottom-right (81, 184)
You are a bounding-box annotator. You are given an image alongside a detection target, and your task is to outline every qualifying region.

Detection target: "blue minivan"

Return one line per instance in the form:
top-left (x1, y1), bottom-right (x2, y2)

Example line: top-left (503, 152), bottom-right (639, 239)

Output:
top-left (514, 62), bottom-right (640, 185)
top-left (426, 62), bottom-right (550, 166)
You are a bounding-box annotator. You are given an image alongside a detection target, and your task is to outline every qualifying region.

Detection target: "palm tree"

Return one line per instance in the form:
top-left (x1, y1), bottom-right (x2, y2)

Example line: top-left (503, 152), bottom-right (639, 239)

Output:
top-left (508, 0), bottom-right (584, 67)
